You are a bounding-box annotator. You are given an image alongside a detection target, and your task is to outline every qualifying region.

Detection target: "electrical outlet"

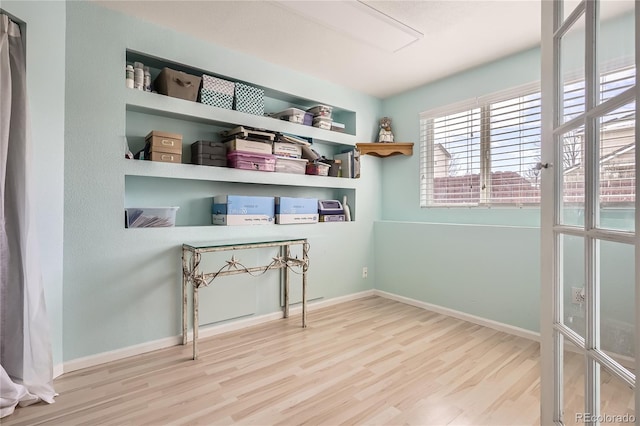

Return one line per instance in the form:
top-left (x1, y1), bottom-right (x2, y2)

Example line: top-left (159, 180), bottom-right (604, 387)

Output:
top-left (362, 267), bottom-right (368, 279)
top-left (571, 287), bottom-right (585, 304)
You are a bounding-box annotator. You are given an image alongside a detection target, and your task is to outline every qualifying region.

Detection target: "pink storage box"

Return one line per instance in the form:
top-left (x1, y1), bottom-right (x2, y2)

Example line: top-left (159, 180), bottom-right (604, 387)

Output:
top-left (227, 151), bottom-right (276, 172)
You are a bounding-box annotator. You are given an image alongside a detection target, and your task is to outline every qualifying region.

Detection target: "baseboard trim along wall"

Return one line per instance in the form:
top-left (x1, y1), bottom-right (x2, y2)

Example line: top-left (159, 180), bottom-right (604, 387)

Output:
top-left (62, 289), bottom-right (635, 376)
top-left (62, 290), bottom-right (376, 374)
top-left (373, 289), bottom-right (541, 342)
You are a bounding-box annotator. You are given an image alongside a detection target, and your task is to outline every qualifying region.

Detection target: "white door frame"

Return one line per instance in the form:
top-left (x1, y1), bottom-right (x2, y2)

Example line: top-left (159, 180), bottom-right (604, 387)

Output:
top-left (540, 0), bottom-right (638, 424)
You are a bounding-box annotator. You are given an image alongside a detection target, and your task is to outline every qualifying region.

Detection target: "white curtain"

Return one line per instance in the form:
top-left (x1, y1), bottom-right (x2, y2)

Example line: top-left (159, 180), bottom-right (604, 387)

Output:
top-left (0, 13), bottom-right (56, 417)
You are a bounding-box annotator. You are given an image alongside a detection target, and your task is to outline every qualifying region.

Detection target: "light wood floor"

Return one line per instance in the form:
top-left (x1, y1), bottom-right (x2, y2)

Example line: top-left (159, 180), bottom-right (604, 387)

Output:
top-left (2, 296), bottom-right (633, 425)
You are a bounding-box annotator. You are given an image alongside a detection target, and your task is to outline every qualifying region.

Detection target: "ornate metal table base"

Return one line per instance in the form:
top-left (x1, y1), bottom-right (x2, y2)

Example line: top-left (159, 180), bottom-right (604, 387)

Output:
top-left (182, 238), bottom-right (310, 360)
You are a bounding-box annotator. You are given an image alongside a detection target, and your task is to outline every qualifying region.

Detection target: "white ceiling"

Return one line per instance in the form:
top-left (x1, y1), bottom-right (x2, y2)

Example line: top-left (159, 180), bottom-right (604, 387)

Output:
top-left (94, 0), bottom-right (547, 99)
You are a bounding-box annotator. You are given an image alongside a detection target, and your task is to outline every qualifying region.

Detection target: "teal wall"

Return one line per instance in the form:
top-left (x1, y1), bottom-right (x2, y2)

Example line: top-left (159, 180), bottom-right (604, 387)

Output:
top-left (8, 0), bottom-right (635, 366)
top-left (3, 1), bottom-right (66, 367)
top-left (62, 1), bottom-right (382, 361)
top-left (376, 48), bottom-right (543, 333)
top-left (376, 12), bottom-right (635, 342)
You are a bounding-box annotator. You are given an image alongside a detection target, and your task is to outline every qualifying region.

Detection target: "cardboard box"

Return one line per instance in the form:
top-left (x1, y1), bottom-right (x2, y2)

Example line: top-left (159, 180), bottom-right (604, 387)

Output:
top-left (149, 152), bottom-right (181, 163)
top-left (145, 131), bottom-right (183, 155)
top-left (226, 138), bottom-right (273, 155)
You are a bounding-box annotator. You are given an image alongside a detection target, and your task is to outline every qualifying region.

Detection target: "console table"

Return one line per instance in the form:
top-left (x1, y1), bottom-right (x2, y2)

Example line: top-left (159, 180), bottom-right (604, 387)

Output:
top-left (182, 237), bottom-right (310, 360)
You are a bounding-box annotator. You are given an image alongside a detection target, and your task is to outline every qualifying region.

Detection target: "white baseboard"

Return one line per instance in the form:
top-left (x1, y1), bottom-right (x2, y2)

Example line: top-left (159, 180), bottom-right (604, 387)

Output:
top-left (62, 290), bottom-right (376, 374)
top-left (373, 289), bottom-right (541, 342)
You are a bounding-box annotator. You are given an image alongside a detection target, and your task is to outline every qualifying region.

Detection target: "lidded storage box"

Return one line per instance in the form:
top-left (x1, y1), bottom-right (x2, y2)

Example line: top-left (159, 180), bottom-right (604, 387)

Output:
top-left (154, 68), bottom-right (201, 102)
top-left (307, 105), bottom-right (333, 118)
top-left (227, 151), bottom-right (276, 172)
top-left (200, 75), bottom-right (234, 109)
top-left (273, 108), bottom-right (306, 124)
top-left (191, 140), bottom-right (227, 167)
top-left (306, 162), bottom-right (330, 176)
top-left (234, 82), bottom-right (265, 115)
top-left (313, 116), bottom-right (332, 130)
top-left (211, 195), bottom-right (275, 226)
top-left (275, 156), bottom-right (307, 175)
top-left (145, 131), bottom-right (183, 164)
top-left (226, 138), bottom-right (273, 155)
top-left (272, 142), bottom-right (302, 158)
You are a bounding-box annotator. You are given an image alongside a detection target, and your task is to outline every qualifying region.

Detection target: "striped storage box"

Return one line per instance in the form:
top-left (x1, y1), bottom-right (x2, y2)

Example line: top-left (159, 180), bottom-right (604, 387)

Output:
top-left (200, 75), bottom-right (234, 109)
top-left (234, 82), bottom-right (264, 116)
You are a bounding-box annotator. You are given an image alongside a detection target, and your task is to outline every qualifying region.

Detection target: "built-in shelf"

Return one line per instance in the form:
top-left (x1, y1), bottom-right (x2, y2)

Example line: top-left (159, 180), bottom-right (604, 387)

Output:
top-left (356, 142), bottom-right (414, 157)
top-left (125, 89), bottom-right (357, 147)
top-left (123, 159), bottom-right (359, 189)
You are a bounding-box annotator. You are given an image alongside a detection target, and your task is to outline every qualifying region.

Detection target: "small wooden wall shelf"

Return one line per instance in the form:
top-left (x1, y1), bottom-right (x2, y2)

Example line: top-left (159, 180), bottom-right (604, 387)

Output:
top-left (356, 143), bottom-right (414, 158)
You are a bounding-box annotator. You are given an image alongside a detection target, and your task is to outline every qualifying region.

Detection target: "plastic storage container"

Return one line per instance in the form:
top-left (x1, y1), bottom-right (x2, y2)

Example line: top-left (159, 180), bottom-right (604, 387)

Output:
top-left (305, 162), bottom-right (330, 176)
top-left (273, 108), bottom-right (306, 124)
top-left (125, 207), bottom-right (179, 228)
top-left (227, 151), bottom-right (276, 172)
top-left (307, 105), bottom-right (333, 118)
top-left (313, 116), bottom-right (332, 130)
top-left (275, 156), bottom-right (308, 174)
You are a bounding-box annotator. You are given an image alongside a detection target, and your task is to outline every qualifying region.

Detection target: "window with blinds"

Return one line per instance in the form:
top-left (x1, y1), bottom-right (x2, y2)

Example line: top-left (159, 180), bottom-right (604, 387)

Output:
top-left (420, 66), bottom-right (636, 208)
top-left (420, 85), bottom-right (541, 206)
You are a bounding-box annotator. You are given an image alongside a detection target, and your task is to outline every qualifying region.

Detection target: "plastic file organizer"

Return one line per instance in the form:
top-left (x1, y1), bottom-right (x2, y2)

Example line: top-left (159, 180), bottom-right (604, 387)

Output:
top-left (200, 75), bottom-right (234, 109)
top-left (234, 82), bottom-right (265, 115)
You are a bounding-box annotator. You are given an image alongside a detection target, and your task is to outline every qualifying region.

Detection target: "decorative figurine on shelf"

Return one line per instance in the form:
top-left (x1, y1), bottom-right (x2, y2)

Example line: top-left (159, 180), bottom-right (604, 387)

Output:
top-left (378, 116), bottom-right (394, 143)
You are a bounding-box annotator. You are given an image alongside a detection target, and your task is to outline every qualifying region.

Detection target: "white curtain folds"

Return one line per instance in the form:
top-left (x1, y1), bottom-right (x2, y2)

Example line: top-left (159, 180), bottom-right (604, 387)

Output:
top-left (0, 13), bottom-right (56, 417)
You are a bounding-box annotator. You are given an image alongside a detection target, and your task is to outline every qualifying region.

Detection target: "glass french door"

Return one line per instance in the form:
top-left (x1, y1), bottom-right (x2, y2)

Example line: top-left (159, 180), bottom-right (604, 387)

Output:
top-left (541, 0), bottom-right (637, 425)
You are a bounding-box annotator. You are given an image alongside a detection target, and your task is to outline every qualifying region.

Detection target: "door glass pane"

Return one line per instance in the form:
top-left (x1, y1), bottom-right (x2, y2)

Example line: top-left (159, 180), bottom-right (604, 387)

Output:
top-left (598, 0), bottom-right (635, 106)
top-left (600, 240), bottom-right (635, 362)
top-left (560, 125), bottom-right (586, 227)
top-left (560, 11), bottom-right (586, 124)
top-left (598, 103), bottom-right (635, 231)
top-left (562, 234), bottom-right (585, 340)
top-left (600, 366), bottom-right (635, 425)
top-left (563, 340), bottom-right (585, 426)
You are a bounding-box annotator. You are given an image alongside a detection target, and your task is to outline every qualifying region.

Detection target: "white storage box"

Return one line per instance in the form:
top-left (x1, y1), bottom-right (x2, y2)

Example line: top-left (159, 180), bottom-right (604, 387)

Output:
top-left (202, 75), bottom-right (234, 95)
top-left (125, 206), bottom-right (179, 228)
top-left (273, 142), bottom-right (302, 158)
top-left (275, 156), bottom-right (308, 174)
top-left (226, 138), bottom-right (273, 155)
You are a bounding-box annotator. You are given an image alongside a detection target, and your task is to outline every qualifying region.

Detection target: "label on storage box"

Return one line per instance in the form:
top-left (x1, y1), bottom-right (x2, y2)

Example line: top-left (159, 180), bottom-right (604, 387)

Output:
top-left (212, 214), bottom-right (274, 226)
top-left (276, 214), bottom-right (319, 225)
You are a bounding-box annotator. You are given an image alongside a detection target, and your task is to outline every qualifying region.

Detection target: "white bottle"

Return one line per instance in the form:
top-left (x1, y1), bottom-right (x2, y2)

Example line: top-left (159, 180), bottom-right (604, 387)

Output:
top-left (125, 64), bottom-right (134, 89)
top-left (133, 61), bottom-right (144, 90)
top-left (342, 195), bottom-right (351, 222)
top-left (143, 66), bottom-right (151, 92)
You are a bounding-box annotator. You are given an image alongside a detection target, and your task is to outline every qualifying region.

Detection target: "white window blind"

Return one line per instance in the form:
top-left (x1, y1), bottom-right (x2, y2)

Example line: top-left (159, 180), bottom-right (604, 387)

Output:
top-left (420, 85), bottom-right (541, 206)
top-left (420, 66), bottom-right (636, 208)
